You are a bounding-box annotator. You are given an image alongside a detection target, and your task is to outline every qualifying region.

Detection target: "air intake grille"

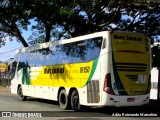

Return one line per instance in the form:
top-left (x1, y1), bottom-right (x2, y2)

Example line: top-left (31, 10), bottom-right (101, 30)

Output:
top-left (87, 80), bottom-right (100, 103)
top-left (115, 63), bottom-right (147, 72)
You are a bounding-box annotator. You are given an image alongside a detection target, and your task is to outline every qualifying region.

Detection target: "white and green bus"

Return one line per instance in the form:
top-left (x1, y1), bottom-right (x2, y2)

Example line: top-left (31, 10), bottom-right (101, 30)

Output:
top-left (9, 31), bottom-right (151, 111)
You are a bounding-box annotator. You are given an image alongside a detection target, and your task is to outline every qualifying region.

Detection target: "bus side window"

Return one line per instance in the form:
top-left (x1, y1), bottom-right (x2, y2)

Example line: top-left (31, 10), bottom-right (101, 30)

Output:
top-left (58, 44), bottom-right (73, 64)
top-left (46, 46), bottom-right (59, 65)
top-left (86, 37), bottom-right (102, 61)
top-left (28, 50), bottom-right (37, 67)
top-left (72, 41), bottom-right (87, 63)
top-left (19, 52), bottom-right (28, 68)
top-left (37, 49), bottom-right (46, 66)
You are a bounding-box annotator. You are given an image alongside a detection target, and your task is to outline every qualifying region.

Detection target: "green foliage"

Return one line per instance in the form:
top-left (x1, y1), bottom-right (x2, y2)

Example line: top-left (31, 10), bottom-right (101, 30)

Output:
top-left (0, 0), bottom-right (32, 47)
top-left (0, 1), bottom-right (159, 60)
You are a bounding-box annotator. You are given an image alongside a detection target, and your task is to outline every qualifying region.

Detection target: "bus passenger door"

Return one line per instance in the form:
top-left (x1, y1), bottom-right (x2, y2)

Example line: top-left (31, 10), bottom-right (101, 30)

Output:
top-left (10, 61), bottom-right (19, 94)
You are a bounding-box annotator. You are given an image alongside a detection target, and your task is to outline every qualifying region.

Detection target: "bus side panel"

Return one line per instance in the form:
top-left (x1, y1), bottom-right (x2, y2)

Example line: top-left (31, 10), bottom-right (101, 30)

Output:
top-left (79, 58), bottom-right (101, 106)
top-left (100, 32), bottom-right (116, 106)
top-left (100, 53), bottom-right (115, 106)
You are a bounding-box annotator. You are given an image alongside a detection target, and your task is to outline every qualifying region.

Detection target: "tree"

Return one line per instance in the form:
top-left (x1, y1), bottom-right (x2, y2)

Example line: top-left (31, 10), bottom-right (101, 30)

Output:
top-left (0, 0), bottom-right (31, 47)
top-left (0, 0), bottom-right (159, 47)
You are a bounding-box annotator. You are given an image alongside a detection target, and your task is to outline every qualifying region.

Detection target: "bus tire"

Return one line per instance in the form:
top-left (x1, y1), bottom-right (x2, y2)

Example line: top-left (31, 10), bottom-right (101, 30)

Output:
top-left (71, 90), bottom-right (81, 112)
top-left (58, 89), bottom-right (68, 110)
top-left (18, 86), bottom-right (27, 101)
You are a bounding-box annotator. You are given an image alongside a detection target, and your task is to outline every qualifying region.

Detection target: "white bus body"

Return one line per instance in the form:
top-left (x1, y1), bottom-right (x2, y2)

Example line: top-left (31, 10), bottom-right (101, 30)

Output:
top-left (10, 31), bottom-right (151, 111)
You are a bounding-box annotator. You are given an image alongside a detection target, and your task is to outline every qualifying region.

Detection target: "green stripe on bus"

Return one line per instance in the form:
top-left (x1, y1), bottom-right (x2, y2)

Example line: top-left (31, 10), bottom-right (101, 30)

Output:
top-left (22, 68), bottom-right (30, 85)
top-left (112, 51), bottom-right (128, 95)
top-left (82, 58), bottom-right (98, 87)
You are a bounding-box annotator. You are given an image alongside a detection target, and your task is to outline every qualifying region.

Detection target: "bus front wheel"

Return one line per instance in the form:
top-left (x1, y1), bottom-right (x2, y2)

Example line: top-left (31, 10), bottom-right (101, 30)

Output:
top-left (71, 90), bottom-right (81, 112)
top-left (18, 86), bottom-right (27, 101)
top-left (58, 89), bottom-right (68, 110)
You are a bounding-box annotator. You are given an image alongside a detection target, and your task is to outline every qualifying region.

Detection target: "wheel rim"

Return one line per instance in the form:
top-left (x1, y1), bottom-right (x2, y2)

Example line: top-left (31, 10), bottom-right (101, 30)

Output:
top-left (61, 94), bottom-right (66, 105)
top-left (18, 88), bottom-right (23, 98)
top-left (72, 94), bottom-right (79, 107)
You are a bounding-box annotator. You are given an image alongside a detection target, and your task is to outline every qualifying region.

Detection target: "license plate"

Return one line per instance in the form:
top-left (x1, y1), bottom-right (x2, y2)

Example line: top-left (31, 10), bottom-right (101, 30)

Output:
top-left (127, 98), bottom-right (135, 102)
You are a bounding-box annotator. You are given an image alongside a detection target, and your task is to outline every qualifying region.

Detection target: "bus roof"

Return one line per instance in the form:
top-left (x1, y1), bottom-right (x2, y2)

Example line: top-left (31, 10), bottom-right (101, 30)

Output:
top-left (16, 30), bottom-right (147, 54)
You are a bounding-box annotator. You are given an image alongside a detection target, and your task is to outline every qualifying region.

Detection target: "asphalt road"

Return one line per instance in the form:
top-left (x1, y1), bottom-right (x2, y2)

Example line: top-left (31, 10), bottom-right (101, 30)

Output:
top-left (0, 93), bottom-right (159, 120)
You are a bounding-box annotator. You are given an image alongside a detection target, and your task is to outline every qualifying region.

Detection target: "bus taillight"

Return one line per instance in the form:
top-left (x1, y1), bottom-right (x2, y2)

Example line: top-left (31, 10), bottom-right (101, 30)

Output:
top-left (103, 73), bottom-right (115, 95)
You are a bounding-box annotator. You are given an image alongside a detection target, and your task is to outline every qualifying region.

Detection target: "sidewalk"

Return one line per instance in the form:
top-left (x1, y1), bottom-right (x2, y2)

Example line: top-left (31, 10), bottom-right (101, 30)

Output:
top-left (0, 86), bottom-right (11, 94)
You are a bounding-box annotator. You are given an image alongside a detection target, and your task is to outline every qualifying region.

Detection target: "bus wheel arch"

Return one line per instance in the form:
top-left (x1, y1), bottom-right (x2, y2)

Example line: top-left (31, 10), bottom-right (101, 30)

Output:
top-left (17, 85), bottom-right (27, 101)
top-left (58, 87), bottom-right (69, 110)
top-left (70, 89), bottom-right (81, 111)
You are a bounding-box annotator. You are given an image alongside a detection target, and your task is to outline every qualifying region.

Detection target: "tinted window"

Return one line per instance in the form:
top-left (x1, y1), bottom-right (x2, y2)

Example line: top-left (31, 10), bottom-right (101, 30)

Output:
top-left (86, 37), bottom-right (102, 61)
top-left (58, 44), bottom-right (73, 64)
top-left (28, 50), bottom-right (37, 67)
top-left (17, 37), bottom-right (103, 67)
top-left (57, 37), bottom-right (102, 64)
top-left (72, 41), bottom-right (87, 63)
top-left (36, 49), bottom-right (46, 66)
top-left (46, 46), bottom-right (59, 65)
top-left (17, 52), bottom-right (29, 68)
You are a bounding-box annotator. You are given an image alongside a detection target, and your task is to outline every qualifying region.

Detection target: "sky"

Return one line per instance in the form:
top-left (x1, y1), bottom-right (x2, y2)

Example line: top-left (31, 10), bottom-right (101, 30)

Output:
top-left (0, 20), bottom-right (34, 62)
top-left (0, 28), bottom-right (32, 62)
top-left (0, 40), bottom-right (23, 62)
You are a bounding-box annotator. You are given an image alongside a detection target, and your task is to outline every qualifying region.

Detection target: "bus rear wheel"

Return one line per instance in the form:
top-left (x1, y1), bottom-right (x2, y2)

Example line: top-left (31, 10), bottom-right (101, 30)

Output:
top-left (71, 90), bottom-right (81, 112)
top-left (18, 86), bottom-right (27, 101)
top-left (58, 89), bottom-right (68, 110)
